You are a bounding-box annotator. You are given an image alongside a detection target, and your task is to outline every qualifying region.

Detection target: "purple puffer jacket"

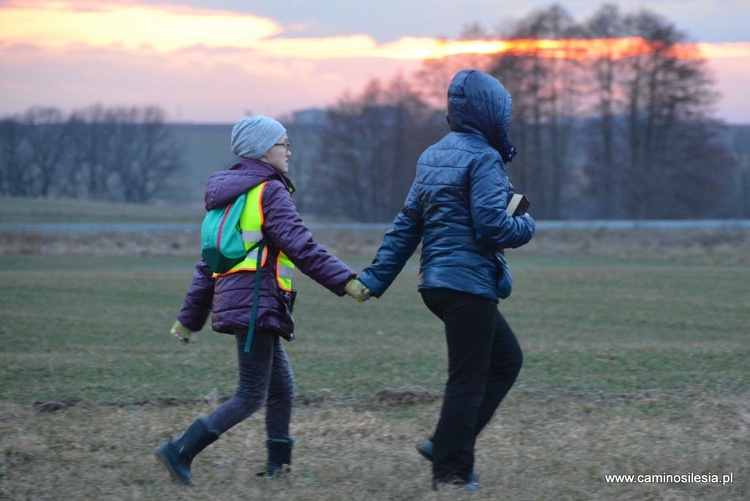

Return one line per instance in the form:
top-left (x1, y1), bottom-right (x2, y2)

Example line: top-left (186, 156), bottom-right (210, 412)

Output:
top-left (176, 159), bottom-right (356, 341)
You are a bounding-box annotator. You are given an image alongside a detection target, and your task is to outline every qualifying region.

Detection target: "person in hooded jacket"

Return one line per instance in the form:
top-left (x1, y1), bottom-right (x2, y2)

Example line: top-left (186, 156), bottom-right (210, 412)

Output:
top-left (155, 115), bottom-right (368, 486)
top-left (358, 69), bottom-right (535, 491)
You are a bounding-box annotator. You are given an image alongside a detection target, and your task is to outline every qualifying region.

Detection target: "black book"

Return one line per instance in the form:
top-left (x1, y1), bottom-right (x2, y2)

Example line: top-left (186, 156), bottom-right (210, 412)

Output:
top-left (506, 193), bottom-right (530, 216)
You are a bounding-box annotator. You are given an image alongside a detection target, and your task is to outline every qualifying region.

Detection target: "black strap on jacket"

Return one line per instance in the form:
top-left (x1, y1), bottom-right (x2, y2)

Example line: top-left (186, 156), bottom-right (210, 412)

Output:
top-left (244, 237), bottom-right (267, 353)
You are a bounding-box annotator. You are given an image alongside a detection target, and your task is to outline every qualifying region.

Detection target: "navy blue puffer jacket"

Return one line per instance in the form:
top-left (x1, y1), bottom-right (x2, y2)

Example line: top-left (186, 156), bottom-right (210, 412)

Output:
top-left (359, 69), bottom-right (535, 301)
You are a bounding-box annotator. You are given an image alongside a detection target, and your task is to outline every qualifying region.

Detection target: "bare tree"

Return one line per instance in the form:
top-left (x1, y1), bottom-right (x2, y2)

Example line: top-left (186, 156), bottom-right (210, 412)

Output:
top-left (20, 107), bottom-right (69, 197)
top-left (581, 3), bottom-right (629, 218)
top-left (730, 128), bottom-right (750, 217)
top-left (316, 84), bottom-right (384, 221)
top-left (314, 76), bottom-right (443, 221)
top-left (618, 9), bottom-right (730, 218)
top-left (114, 107), bottom-right (182, 203)
top-left (489, 4), bottom-right (585, 219)
top-left (67, 105), bottom-right (118, 200)
top-left (0, 104), bottom-right (183, 203)
top-left (0, 116), bottom-right (26, 196)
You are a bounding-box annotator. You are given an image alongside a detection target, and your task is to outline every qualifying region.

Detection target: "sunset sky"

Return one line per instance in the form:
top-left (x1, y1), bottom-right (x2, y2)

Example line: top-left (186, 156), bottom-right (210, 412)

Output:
top-left (1, 0), bottom-right (749, 124)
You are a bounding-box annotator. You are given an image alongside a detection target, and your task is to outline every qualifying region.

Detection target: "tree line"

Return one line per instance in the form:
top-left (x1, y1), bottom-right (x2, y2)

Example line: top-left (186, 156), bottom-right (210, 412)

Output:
top-left (1, 3), bottom-right (747, 219)
top-left (0, 105), bottom-right (182, 203)
top-left (298, 3), bottom-right (743, 220)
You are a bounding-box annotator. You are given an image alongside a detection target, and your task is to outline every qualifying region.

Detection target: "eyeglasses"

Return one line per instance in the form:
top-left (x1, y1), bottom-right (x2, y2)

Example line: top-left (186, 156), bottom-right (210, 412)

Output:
top-left (273, 141), bottom-right (291, 151)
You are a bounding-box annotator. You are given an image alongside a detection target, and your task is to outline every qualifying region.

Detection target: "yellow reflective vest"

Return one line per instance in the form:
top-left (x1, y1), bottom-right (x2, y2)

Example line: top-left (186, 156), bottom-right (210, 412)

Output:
top-left (216, 182), bottom-right (295, 291)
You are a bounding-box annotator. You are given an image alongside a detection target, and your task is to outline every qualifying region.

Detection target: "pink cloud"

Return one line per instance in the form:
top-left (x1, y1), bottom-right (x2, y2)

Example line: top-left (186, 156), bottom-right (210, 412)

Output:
top-left (0, 41), bottom-right (423, 122)
top-left (1, 2), bottom-right (748, 123)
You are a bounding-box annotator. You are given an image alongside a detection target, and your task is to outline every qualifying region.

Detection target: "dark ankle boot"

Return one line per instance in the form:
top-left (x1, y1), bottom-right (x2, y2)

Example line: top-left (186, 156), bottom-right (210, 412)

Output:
top-left (418, 438), bottom-right (479, 485)
top-left (256, 437), bottom-right (294, 477)
top-left (416, 439), bottom-right (434, 462)
top-left (432, 473), bottom-right (483, 492)
top-left (155, 418), bottom-right (220, 485)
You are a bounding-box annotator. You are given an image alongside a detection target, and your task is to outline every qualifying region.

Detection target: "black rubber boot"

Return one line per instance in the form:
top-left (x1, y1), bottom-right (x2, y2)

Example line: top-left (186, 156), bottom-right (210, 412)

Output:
top-left (256, 437), bottom-right (295, 477)
top-left (155, 418), bottom-right (220, 485)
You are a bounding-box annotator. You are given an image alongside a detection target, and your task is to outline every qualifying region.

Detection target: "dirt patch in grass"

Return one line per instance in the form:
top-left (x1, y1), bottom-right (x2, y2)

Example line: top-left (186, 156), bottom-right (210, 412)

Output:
top-left (374, 386), bottom-right (441, 406)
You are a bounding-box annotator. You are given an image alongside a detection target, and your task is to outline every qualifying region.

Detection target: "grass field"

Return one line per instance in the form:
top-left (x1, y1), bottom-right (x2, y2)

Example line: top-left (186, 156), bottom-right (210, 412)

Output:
top-left (1, 201), bottom-right (748, 500)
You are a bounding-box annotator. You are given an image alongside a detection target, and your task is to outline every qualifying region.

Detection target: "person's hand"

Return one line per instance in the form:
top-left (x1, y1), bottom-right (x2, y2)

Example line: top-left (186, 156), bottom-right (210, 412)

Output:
top-left (345, 279), bottom-right (370, 302)
top-left (170, 320), bottom-right (197, 344)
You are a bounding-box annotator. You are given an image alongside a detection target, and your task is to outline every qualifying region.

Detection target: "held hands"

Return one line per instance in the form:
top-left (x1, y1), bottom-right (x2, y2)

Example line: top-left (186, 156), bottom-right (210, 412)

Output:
top-left (345, 279), bottom-right (371, 303)
top-left (170, 320), bottom-right (197, 344)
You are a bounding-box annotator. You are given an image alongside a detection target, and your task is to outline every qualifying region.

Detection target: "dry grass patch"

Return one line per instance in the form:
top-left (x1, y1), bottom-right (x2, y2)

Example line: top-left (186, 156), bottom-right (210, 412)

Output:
top-left (2, 388), bottom-right (747, 500)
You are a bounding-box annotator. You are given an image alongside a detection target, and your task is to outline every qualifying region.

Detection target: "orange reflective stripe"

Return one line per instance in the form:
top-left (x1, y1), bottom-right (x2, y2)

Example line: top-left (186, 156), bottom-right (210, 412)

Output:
top-left (256, 182), bottom-right (266, 226)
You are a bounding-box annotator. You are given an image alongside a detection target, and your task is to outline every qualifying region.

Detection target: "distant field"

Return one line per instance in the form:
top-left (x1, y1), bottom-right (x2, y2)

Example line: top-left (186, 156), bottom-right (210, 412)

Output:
top-left (0, 196), bottom-right (203, 224)
top-left (1, 198), bottom-right (748, 499)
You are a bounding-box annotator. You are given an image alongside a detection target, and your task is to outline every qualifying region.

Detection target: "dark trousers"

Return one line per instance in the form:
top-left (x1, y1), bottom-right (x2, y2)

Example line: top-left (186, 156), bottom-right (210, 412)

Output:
top-left (421, 288), bottom-right (523, 480)
top-left (202, 329), bottom-right (294, 440)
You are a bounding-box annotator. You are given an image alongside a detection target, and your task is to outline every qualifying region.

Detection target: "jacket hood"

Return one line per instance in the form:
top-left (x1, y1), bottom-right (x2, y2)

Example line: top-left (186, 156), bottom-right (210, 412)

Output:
top-left (204, 159), bottom-right (293, 210)
top-left (447, 69), bottom-right (516, 161)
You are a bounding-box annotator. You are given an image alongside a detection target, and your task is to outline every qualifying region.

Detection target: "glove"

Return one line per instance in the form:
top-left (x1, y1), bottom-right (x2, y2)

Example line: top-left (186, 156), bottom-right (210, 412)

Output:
top-left (170, 320), bottom-right (197, 344)
top-left (345, 279), bottom-right (370, 302)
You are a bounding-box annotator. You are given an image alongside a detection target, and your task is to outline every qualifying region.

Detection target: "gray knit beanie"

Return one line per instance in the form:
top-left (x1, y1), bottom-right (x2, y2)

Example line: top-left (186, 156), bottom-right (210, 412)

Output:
top-left (230, 115), bottom-right (286, 159)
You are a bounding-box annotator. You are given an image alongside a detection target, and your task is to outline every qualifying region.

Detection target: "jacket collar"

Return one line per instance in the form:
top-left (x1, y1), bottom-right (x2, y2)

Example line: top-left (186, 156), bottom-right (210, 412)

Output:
top-left (205, 159), bottom-right (296, 210)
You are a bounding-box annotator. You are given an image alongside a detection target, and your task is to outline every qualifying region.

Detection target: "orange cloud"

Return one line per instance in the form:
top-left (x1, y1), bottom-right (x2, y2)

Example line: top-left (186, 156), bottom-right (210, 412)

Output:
top-left (379, 38), bottom-right (750, 61)
top-left (0, 0), bottom-right (281, 51)
top-left (2, 1), bottom-right (749, 63)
